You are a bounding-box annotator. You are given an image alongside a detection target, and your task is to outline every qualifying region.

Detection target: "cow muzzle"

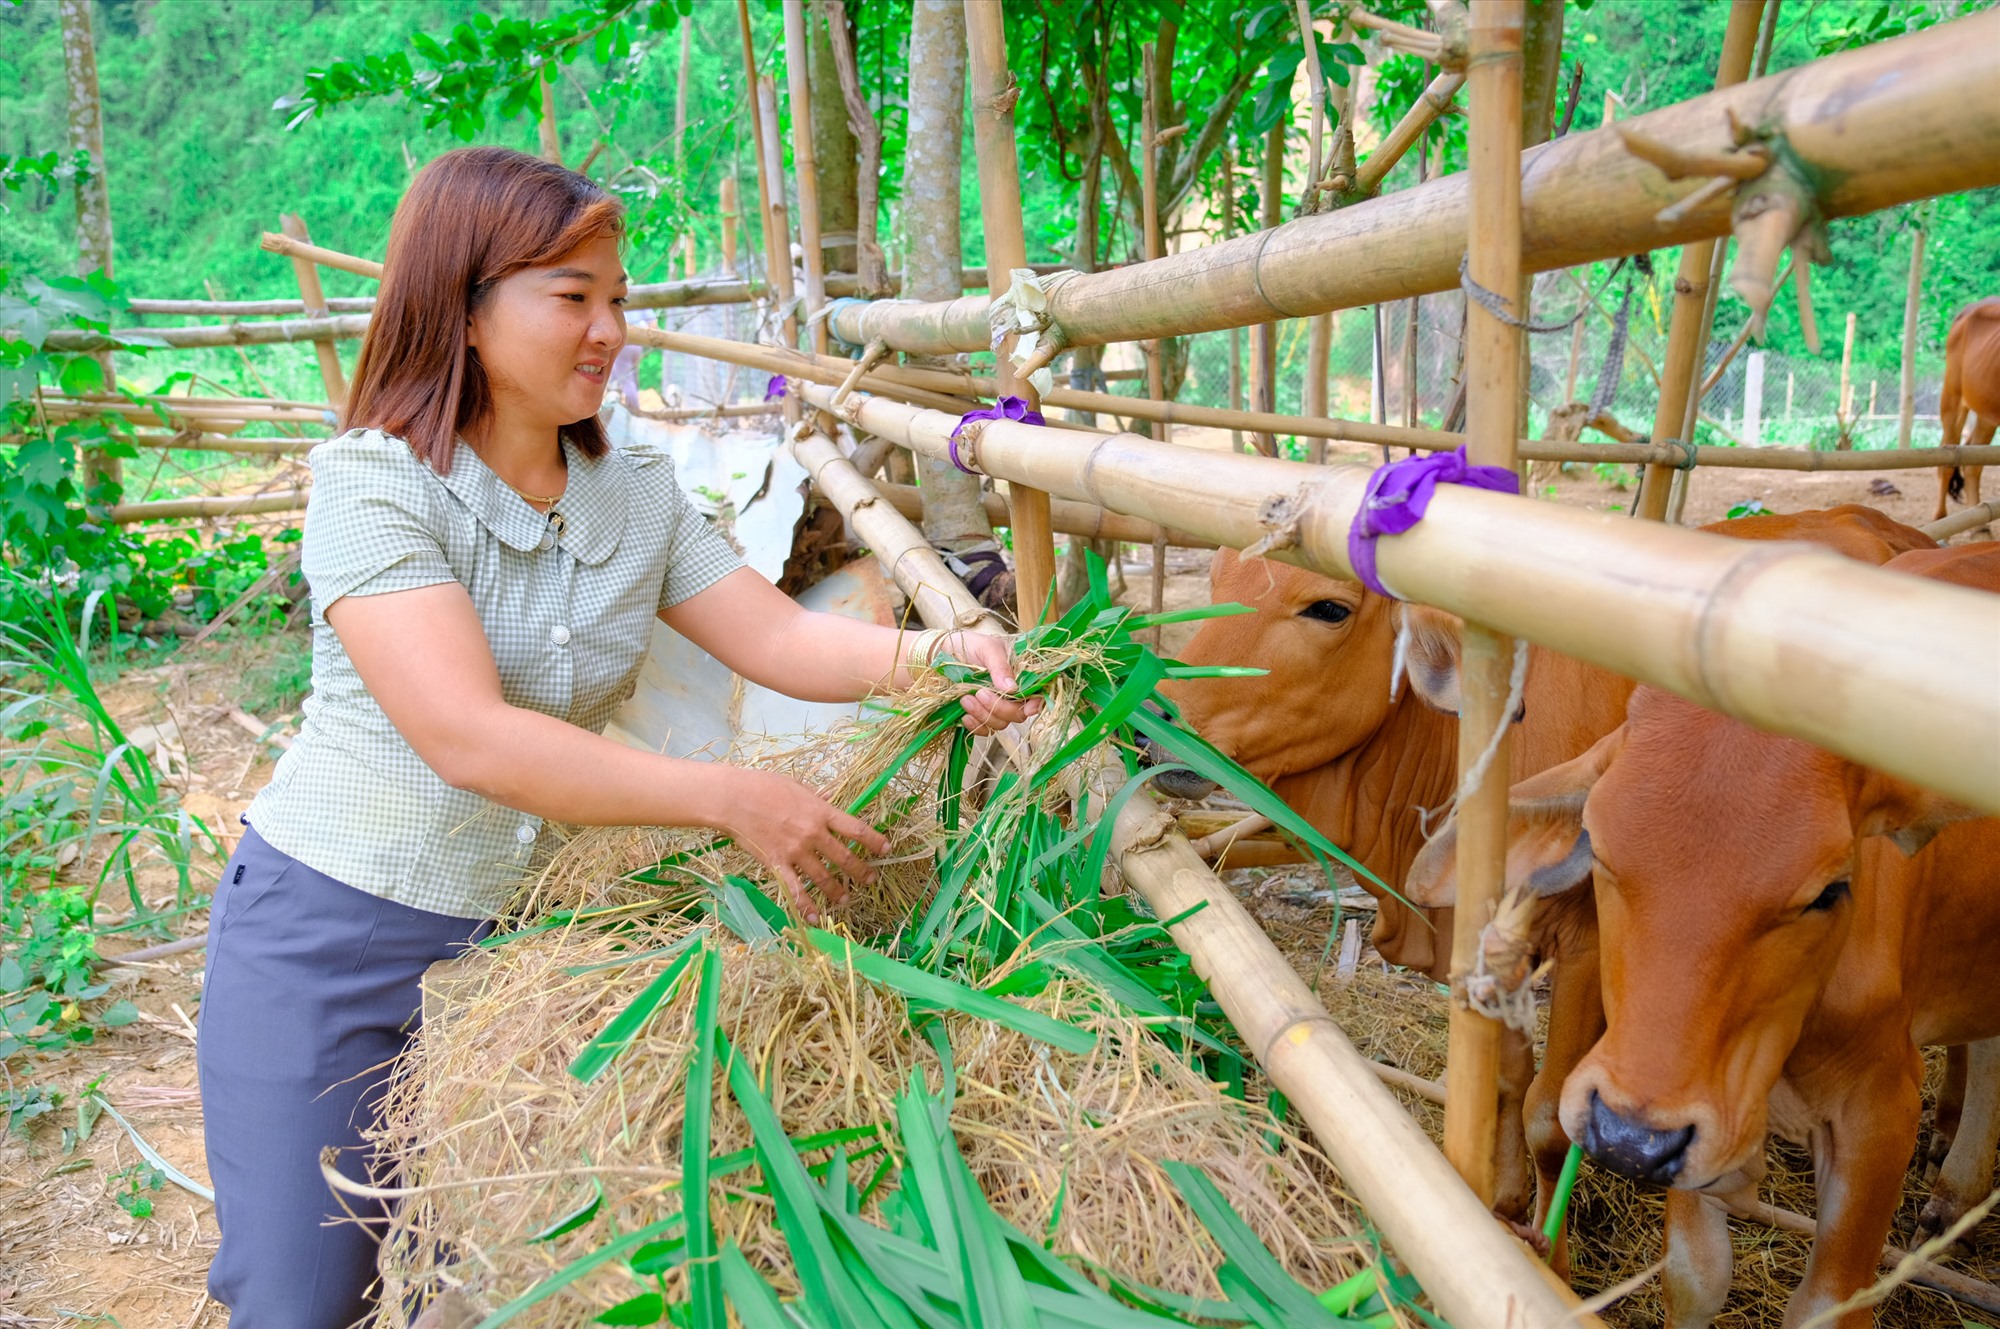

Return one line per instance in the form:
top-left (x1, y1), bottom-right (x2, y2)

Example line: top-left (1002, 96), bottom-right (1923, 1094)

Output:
top-left (1579, 1090), bottom-right (1694, 1187)
top-left (1135, 731), bottom-right (1221, 801)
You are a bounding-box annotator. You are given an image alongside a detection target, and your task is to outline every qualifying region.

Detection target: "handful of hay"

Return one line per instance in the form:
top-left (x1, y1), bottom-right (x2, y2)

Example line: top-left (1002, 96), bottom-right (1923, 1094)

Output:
top-left (367, 560), bottom-right (1414, 1326)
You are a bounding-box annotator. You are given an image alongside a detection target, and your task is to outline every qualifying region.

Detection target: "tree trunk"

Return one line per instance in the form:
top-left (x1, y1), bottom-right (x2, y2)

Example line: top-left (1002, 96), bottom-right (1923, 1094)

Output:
top-left (1520, 0), bottom-right (1566, 149)
top-left (903, 0), bottom-right (990, 553)
top-left (59, 0), bottom-right (118, 491)
top-left (811, 4), bottom-right (859, 274)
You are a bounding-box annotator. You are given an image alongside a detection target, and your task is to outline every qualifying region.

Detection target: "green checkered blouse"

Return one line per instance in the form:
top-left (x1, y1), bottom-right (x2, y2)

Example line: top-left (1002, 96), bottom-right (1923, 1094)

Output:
top-left (247, 427), bottom-right (744, 918)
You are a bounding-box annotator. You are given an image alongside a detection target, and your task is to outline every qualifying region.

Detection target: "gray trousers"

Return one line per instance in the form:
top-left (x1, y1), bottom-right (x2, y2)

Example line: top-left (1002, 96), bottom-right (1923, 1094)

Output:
top-left (196, 824), bottom-right (490, 1328)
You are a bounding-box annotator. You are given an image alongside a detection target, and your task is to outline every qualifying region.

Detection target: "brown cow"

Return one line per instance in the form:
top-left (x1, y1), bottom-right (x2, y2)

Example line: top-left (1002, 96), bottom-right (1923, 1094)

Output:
top-left (1936, 298), bottom-right (1999, 521)
top-left (1407, 542), bottom-right (2000, 1327)
top-left (1158, 505), bottom-right (1937, 1235)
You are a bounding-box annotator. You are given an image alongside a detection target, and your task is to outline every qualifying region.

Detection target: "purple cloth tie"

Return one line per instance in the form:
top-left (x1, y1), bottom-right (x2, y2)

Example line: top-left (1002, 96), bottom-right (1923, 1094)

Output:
top-left (1348, 446), bottom-right (1519, 599)
top-left (948, 395), bottom-right (1045, 474)
top-left (764, 374), bottom-right (788, 402)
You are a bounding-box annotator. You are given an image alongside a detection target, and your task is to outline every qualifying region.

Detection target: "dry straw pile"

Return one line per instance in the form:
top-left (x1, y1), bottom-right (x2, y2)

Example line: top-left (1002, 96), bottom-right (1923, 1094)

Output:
top-left (364, 579), bottom-right (1405, 1327)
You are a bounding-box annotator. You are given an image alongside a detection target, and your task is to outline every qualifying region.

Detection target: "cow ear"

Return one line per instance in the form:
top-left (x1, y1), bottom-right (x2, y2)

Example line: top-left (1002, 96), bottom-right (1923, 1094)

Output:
top-left (1852, 770), bottom-right (1976, 858)
top-left (1398, 604), bottom-right (1466, 712)
top-left (1404, 728), bottom-right (1624, 909)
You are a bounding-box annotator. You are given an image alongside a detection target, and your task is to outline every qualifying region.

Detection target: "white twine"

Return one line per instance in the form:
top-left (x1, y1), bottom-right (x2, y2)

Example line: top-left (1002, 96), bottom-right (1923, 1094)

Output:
top-left (986, 268), bottom-right (1082, 396)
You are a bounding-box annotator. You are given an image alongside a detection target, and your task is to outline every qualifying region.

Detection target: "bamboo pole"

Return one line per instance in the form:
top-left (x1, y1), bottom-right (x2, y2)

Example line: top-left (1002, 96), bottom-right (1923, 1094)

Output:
top-left (1223, 148), bottom-right (1245, 454)
top-left (128, 296), bottom-right (377, 317)
top-left (1719, 1196), bottom-right (2000, 1315)
top-left (259, 231), bottom-right (383, 280)
top-left (789, 394), bottom-right (1588, 1326)
top-left (626, 325), bottom-right (985, 416)
top-left (1094, 763), bottom-right (1597, 1329)
top-left (1247, 120), bottom-right (1285, 457)
top-left (737, 0), bottom-right (778, 294)
top-left (1440, 0), bottom-right (1525, 1209)
top-left (1634, 0), bottom-right (1765, 521)
top-left (1923, 499), bottom-right (2000, 541)
top-left (1141, 41), bottom-right (1170, 639)
top-left (872, 482), bottom-right (1205, 549)
top-left (45, 314), bottom-right (374, 351)
top-left (1664, 225), bottom-right (1738, 523)
top-left (782, 1), bottom-right (830, 355)
top-left (1355, 70), bottom-right (1465, 195)
top-left (964, 0), bottom-right (1055, 629)
top-left (0, 434), bottom-right (318, 456)
top-left (825, 12), bottom-right (2000, 355)
top-left (1837, 308), bottom-right (1859, 448)
top-left (538, 71), bottom-right (562, 164)
top-left (59, 0), bottom-right (117, 492)
top-left (720, 176), bottom-right (741, 275)
top-left (279, 214), bottom-right (348, 407)
top-left (797, 384), bottom-right (2000, 816)
top-left (1305, 315), bottom-right (1331, 464)
top-left (755, 76), bottom-right (801, 357)
top-left (109, 489), bottom-right (310, 524)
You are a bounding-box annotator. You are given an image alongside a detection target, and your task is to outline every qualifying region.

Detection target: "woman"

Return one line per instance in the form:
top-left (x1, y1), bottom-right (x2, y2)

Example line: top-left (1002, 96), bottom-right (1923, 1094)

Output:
top-left (195, 146), bottom-right (1035, 1325)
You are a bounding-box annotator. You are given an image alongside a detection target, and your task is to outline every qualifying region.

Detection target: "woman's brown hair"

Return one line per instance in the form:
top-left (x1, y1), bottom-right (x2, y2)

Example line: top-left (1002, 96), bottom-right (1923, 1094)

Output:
top-left (343, 147), bottom-right (624, 473)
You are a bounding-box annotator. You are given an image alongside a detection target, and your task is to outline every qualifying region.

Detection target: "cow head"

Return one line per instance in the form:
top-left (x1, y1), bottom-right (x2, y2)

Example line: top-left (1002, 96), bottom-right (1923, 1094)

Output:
top-left (1412, 687), bottom-right (1971, 1193)
top-left (1157, 549), bottom-right (1466, 789)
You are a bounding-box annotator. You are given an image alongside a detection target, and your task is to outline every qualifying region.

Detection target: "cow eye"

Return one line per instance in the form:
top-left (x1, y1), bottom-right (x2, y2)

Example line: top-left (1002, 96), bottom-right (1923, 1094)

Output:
top-left (1805, 879), bottom-right (1849, 913)
top-left (1300, 600), bottom-right (1352, 625)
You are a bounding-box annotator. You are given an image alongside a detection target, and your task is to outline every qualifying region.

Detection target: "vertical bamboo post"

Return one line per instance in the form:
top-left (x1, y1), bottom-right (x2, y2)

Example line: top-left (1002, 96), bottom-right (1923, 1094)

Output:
top-left (1141, 42), bottom-right (1169, 638)
top-left (783, 0), bottom-right (830, 355)
top-left (737, 0), bottom-right (782, 298)
top-left (1633, 0), bottom-right (1764, 520)
top-left (1899, 215), bottom-right (1926, 447)
top-left (1837, 309), bottom-right (1858, 448)
top-left (964, 0), bottom-right (1056, 629)
top-left (756, 77), bottom-right (802, 362)
top-left (280, 214), bottom-right (347, 407)
top-left (538, 71), bottom-right (562, 164)
top-left (59, 0), bottom-right (117, 490)
top-left (1247, 121), bottom-right (1285, 456)
top-left (1305, 315), bottom-right (1332, 463)
top-left (1443, 0), bottom-right (1526, 1209)
top-left (1665, 234), bottom-right (1734, 523)
top-left (1223, 148), bottom-right (1245, 454)
top-left (720, 176), bottom-right (741, 276)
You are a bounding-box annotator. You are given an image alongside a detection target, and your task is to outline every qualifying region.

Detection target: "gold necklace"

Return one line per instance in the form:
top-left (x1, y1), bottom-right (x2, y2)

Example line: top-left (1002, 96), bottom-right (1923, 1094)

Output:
top-left (502, 478), bottom-right (566, 507)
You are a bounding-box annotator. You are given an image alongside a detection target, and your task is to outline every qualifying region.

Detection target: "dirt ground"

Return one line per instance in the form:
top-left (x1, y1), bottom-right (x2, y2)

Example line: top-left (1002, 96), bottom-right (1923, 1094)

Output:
top-left (1, 462), bottom-right (1990, 1326)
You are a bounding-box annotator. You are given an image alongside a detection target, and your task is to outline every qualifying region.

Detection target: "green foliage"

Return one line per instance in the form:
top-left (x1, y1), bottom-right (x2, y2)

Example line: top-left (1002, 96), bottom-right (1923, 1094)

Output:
top-left (3, 1081), bottom-right (61, 1136)
top-left (108, 1160), bottom-right (166, 1220)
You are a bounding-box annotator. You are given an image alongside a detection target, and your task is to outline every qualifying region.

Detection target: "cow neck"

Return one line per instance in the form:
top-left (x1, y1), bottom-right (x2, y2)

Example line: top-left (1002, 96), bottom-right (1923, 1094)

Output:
top-left (1275, 691), bottom-right (1462, 895)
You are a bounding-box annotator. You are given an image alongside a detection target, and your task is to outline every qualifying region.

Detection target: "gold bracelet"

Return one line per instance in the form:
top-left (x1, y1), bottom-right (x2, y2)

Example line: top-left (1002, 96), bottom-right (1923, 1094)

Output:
top-left (908, 628), bottom-right (952, 673)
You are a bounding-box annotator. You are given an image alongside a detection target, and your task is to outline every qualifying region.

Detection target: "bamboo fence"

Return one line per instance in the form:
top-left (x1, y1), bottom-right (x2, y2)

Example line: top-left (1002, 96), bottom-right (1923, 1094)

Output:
top-left (822, 14), bottom-right (2000, 353)
top-left (798, 382), bottom-right (2000, 817)
top-left (785, 403), bottom-right (1594, 1329)
top-left (1441, 0), bottom-right (1524, 1208)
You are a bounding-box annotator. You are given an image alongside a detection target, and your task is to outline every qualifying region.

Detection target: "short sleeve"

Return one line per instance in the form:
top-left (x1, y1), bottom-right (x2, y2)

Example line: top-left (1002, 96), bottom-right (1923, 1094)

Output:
top-left (301, 432), bottom-right (458, 622)
top-left (648, 453), bottom-right (747, 610)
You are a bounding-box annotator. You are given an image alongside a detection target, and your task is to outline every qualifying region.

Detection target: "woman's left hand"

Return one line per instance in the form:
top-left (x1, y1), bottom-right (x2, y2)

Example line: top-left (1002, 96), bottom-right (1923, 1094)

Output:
top-left (944, 632), bottom-right (1043, 736)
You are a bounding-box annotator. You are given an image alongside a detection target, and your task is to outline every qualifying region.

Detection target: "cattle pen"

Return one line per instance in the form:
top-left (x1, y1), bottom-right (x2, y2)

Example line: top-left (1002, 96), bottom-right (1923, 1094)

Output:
top-left (8, 0), bottom-right (2000, 1326)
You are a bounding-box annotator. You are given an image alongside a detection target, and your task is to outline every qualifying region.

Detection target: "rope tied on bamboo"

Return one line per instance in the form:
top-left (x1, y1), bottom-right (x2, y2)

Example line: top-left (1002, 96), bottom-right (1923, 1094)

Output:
top-left (986, 268), bottom-right (1082, 393)
top-left (1457, 254), bottom-right (1591, 335)
top-left (1348, 446), bottom-right (1519, 601)
top-left (948, 396), bottom-right (1046, 475)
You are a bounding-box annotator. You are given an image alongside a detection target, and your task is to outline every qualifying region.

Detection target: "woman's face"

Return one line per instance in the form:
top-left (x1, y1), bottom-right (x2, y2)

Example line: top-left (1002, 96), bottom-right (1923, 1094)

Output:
top-left (467, 233), bottom-right (628, 434)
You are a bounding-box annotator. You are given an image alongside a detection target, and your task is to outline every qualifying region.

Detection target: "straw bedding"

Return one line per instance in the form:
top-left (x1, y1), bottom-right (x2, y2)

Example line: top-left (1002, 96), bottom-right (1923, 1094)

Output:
top-left (367, 661), bottom-right (1376, 1324)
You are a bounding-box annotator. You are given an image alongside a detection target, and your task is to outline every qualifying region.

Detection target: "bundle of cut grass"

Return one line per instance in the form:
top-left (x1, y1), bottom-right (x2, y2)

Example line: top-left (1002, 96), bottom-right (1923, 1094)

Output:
top-left (367, 560), bottom-right (1416, 1326)
top-left (371, 919), bottom-right (1380, 1324)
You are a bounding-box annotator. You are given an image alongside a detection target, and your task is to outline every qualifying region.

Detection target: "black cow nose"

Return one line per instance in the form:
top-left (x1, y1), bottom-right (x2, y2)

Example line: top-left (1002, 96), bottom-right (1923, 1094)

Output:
top-left (1581, 1090), bottom-right (1693, 1185)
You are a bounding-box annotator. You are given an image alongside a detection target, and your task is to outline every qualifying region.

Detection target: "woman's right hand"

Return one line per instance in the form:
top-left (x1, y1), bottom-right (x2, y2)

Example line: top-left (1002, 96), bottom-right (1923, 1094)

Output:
top-left (718, 767), bottom-right (891, 924)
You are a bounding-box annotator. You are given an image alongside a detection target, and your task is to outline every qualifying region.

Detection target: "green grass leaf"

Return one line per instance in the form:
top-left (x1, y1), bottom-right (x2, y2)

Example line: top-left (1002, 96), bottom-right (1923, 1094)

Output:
top-left (567, 940), bottom-right (702, 1084)
top-left (471, 1215), bottom-right (684, 1328)
top-left (1163, 1160), bottom-right (1348, 1329)
top-left (683, 943), bottom-right (724, 1326)
top-left (803, 930), bottom-right (1096, 1056)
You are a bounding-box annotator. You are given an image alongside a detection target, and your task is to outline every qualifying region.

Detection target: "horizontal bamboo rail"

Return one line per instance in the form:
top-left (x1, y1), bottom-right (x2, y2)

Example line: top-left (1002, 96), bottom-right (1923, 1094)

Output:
top-left (129, 296), bottom-right (374, 317)
top-left (826, 14), bottom-right (2000, 352)
top-left (1, 433), bottom-right (317, 456)
top-left (815, 355), bottom-right (2000, 473)
top-left (871, 481), bottom-right (1210, 548)
top-left (109, 489), bottom-right (310, 523)
top-left (1925, 500), bottom-right (1999, 540)
top-left (1718, 1196), bottom-right (2000, 1315)
top-left (791, 398), bottom-right (1584, 1328)
top-left (801, 384), bottom-right (2000, 815)
top-left (43, 314), bottom-right (372, 352)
